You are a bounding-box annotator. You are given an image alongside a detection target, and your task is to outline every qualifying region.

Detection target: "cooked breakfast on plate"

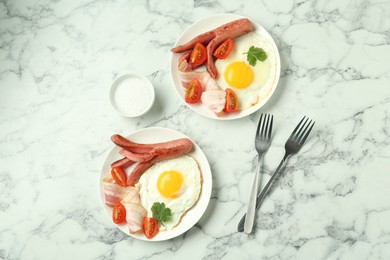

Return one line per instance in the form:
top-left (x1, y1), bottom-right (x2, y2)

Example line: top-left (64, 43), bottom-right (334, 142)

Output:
top-left (171, 18), bottom-right (277, 116)
top-left (102, 134), bottom-right (202, 239)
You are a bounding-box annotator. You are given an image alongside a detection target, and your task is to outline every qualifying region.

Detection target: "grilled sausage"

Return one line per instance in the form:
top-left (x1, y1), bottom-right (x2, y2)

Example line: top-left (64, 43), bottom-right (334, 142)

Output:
top-left (119, 149), bottom-right (155, 162)
top-left (126, 139), bottom-right (193, 186)
top-left (111, 157), bottom-right (134, 169)
top-left (171, 18), bottom-right (253, 78)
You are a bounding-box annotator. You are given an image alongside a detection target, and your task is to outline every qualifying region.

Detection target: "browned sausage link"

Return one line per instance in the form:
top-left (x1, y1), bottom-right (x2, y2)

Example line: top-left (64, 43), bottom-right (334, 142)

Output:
top-left (111, 134), bottom-right (154, 153)
top-left (151, 138), bottom-right (193, 156)
top-left (119, 149), bottom-right (155, 162)
top-left (206, 38), bottom-right (222, 79)
top-left (127, 161), bottom-right (154, 186)
top-left (207, 18), bottom-right (253, 78)
top-left (112, 134), bottom-right (193, 154)
top-left (214, 18), bottom-right (253, 36)
top-left (111, 157), bottom-right (134, 169)
top-left (171, 18), bottom-right (253, 55)
top-left (171, 31), bottom-right (215, 53)
top-left (127, 139), bottom-right (194, 186)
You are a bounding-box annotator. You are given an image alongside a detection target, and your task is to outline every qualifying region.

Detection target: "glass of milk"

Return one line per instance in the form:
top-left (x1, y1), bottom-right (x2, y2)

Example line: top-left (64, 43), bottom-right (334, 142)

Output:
top-left (110, 74), bottom-right (155, 117)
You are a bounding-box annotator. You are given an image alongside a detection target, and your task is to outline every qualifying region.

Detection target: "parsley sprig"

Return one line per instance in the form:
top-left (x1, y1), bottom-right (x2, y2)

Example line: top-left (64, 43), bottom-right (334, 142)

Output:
top-left (244, 46), bottom-right (267, 66)
top-left (151, 202), bottom-right (172, 225)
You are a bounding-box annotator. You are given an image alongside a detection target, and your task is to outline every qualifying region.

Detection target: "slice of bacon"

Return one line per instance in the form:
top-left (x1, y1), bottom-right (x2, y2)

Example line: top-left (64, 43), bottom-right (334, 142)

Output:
top-left (102, 174), bottom-right (133, 207)
top-left (201, 89), bottom-right (226, 115)
top-left (121, 187), bottom-right (147, 234)
top-left (178, 70), bottom-right (220, 92)
top-left (178, 51), bottom-right (193, 72)
top-left (178, 70), bottom-right (206, 88)
top-left (201, 72), bottom-right (220, 91)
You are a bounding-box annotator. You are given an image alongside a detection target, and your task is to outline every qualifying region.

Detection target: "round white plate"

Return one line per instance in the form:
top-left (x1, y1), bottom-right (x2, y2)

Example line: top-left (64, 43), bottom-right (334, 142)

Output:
top-left (170, 13), bottom-right (281, 120)
top-left (99, 127), bottom-right (212, 241)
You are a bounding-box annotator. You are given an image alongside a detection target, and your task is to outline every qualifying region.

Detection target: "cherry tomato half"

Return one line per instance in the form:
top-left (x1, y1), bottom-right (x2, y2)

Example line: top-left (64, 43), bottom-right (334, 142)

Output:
top-left (112, 202), bottom-right (126, 224)
top-left (189, 42), bottom-right (207, 68)
top-left (111, 167), bottom-right (127, 187)
top-left (213, 38), bottom-right (233, 59)
top-left (142, 217), bottom-right (158, 239)
top-left (185, 79), bottom-right (203, 104)
top-left (224, 88), bottom-right (239, 113)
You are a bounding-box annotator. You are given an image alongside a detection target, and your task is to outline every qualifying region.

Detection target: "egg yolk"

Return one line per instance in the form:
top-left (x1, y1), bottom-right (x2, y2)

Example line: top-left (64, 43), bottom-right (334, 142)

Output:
top-left (224, 61), bottom-right (254, 89)
top-left (157, 170), bottom-right (183, 198)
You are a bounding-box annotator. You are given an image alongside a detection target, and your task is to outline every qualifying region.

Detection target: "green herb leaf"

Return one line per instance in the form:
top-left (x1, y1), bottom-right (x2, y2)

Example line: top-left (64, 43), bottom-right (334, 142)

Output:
top-left (244, 46), bottom-right (267, 66)
top-left (151, 202), bottom-right (172, 224)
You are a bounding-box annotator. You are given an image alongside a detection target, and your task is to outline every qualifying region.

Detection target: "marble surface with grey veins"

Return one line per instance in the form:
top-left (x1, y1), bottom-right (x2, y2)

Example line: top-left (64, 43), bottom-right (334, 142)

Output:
top-left (1, 0), bottom-right (390, 259)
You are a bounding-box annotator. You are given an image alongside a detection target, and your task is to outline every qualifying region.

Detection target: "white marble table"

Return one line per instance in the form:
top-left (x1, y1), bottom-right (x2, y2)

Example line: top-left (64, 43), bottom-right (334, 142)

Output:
top-left (1, 0), bottom-right (390, 259)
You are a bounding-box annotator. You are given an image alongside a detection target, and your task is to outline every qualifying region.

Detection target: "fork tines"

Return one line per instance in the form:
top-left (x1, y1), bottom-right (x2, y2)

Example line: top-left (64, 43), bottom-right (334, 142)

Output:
top-left (256, 114), bottom-right (273, 140)
top-left (290, 116), bottom-right (315, 145)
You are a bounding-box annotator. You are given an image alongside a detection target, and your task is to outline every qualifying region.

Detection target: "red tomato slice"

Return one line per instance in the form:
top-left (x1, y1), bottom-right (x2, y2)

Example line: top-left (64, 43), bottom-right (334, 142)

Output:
top-left (225, 88), bottom-right (239, 113)
top-left (111, 167), bottom-right (127, 187)
top-left (112, 202), bottom-right (126, 224)
top-left (142, 217), bottom-right (158, 239)
top-left (189, 42), bottom-right (207, 68)
top-left (213, 38), bottom-right (233, 59)
top-left (185, 79), bottom-right (203, 104)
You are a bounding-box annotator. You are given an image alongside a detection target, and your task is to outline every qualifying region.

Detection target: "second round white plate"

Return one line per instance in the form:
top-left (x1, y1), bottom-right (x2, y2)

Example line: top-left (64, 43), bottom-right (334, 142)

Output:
top-left (99, 127), bottom-right (212, 241)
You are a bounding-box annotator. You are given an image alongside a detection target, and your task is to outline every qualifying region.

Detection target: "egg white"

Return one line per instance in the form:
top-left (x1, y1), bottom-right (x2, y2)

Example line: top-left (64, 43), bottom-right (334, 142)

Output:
top-left (135, 155), bottom-right (202, 231)
top-left (215, 32), bottom-right (277, 110)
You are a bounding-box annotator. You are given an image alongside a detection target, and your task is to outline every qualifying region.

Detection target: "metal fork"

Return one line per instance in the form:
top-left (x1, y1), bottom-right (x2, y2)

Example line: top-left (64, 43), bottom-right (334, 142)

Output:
top-left (244, 113), bottom-right (273, 234)
top-left (238, 116), bottom-right (315, 232)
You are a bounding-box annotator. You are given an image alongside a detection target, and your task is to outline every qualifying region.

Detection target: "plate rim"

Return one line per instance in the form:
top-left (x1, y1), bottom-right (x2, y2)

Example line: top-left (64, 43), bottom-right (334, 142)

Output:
top-left (98, 127), bottom-right (212, 241)
top-left (170, 13), bottom-right (281, 120)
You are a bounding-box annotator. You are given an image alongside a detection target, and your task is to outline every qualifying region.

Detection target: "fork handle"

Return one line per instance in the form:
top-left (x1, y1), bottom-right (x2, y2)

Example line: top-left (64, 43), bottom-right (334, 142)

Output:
top-left (237, 153), bottom-right (290, 232)
top-left (243, 155), bottom-right (262, 234)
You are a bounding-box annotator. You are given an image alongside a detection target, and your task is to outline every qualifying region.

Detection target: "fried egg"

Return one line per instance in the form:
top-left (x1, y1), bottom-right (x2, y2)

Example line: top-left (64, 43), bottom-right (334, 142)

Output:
top-left (215, 32), bottom-right (277, 110)
top-left (136, 155), bottom-right (202, 230)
